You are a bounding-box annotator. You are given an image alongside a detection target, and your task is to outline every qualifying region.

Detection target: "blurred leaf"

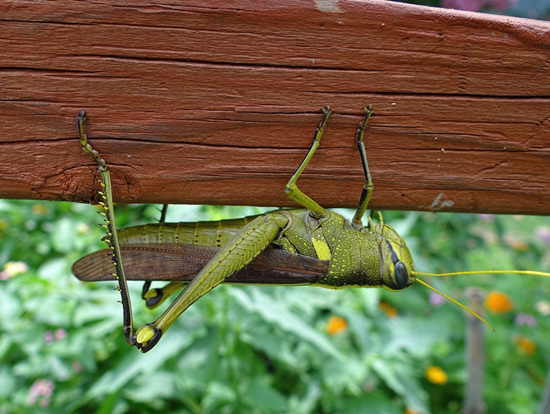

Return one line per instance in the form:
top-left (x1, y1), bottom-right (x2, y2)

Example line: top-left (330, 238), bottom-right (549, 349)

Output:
top-left (341, 390), bottom-right (401, 414)
top-left (231, 288), bottom-right (344, 360)
top-left (372, 358), bottom-right (428, 412)
top-left (83, 330), bottom-right (191, 403)
top-left (0, 284), bottom-right (22, 321)
top-left (239, 324), bottom-right (300, 367)
top-left (0, 368), bottom-right (15, 398)
top-left (37, 258), bottom-right (68, 282)
top-left (243, 380), bottom-right (288, 412)
top-left (382, 316), bottom-right (452, 358)
top-left (288, 381), bottom-right (322, 413)
top-left (51, 218), bottom-right (77, 253)
top-left (202, 381), bottom-right (236, 412)
top-left (123, 371), bottom-right (176, 402)
top-left (94, 391), bottom-right (121, 414)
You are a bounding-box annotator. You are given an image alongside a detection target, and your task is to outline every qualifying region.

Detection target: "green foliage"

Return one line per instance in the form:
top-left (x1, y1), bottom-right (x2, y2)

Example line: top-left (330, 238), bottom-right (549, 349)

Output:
top-left (0, 201), bottom-right (549, 413)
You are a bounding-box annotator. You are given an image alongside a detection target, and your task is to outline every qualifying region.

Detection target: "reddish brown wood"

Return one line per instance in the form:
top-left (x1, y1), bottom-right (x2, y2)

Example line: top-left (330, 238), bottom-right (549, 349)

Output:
top-left (0, 0), bottom-right (549, 214)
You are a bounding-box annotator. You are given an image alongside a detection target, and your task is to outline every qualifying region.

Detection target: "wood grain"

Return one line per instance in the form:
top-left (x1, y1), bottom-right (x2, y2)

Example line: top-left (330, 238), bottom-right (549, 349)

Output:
top-left (1, 0), bottom-right (549, 214)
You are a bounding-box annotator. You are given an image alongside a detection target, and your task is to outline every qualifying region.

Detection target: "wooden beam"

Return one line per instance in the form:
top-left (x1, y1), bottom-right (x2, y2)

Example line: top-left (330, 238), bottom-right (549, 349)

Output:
top-left (1, 0), bottom-right (549, 214)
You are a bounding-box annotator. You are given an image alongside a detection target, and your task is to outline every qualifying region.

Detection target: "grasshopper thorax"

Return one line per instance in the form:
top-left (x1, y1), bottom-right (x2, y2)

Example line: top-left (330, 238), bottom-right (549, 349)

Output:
top-left (377, 224), bottom-right (416, 291)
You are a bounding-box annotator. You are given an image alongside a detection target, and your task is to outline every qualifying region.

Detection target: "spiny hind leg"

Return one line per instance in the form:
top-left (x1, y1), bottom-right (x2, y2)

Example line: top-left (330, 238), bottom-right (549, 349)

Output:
top-left (284, 106), bottom-right (331, 218)
top-left (77, 111), bottom-right (136, 345)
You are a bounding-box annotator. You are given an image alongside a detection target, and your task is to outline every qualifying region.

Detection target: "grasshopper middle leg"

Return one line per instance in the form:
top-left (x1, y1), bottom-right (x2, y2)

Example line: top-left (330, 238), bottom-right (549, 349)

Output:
top-left (140, 204), bottom-right (187, 309)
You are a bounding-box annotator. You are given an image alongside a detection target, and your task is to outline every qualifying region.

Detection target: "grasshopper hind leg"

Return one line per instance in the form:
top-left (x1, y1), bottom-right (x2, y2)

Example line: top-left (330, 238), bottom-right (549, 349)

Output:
top-left (77, 111), bottom-right (136, 346)
top-left (134, 213), bottom-right (289, 353)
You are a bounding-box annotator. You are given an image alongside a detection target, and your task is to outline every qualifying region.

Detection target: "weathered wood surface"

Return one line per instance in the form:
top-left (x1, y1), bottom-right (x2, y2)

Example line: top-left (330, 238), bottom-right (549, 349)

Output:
top-left (1, 0), bottom-right (549, 214)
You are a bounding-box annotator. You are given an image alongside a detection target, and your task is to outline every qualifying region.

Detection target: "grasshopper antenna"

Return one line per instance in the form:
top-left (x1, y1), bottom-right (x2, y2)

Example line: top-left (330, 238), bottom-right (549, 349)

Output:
top-left (411, 269), bottom-right (550, 329)
top-left (414, 277), bottom-right (493, 330)
top-left (413, 270), bottom-right (550, 278)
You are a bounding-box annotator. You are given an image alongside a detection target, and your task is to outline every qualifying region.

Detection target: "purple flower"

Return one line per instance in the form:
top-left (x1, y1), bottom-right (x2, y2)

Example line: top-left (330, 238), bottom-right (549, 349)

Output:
top-left (442, 0), bottom-right (515, 12)
top-left (430, 291), bottom-right (446, 307)
top-left (43, 330), bottom-right (54, 345)
top-left (477, 214), bottom-right (494, 222)
top-left (514, 313), bottom-right (537, 327)
top-left (27, 379), bottom-right (55, 407)
top-left (54, 328), bottom-right (67, 341)
top-left (535, 227), bottom-right (550, 246)
top-left (485, 0), bottom-right (517, 11)
top-left (72, 361), bottom-right (83, 372)
top-left (442, 0), bottom-right (484, 11)
top-left (44, 328), bottom-right (67, 344)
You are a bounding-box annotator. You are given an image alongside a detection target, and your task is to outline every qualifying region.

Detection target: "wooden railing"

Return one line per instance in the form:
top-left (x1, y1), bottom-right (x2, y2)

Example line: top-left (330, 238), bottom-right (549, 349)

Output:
top-left (0, 1), bottom-right (549, 214)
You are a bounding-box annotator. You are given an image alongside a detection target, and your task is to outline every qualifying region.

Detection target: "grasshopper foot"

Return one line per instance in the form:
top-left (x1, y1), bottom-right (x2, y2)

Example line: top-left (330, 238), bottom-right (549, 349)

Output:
top-left (141, 281), bottom-right (164, 308)
top-left (356, 105), bottom-right (373, 143)
top-left (135, 324), bottom-right (163, 353)
top-left (143, 288), bottom-right (164, 308)
top-left (76, 110), bottom-right (87, 123)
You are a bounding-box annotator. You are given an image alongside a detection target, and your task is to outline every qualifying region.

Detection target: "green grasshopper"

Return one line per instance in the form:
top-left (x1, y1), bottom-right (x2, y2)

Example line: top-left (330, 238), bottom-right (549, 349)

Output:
top-left (73, 107), bottom-right (550, 353)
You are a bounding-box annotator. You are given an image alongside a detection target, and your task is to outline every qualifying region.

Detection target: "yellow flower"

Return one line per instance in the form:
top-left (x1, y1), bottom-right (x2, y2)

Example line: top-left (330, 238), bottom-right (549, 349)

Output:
top-left (514, 336), bottom-right (536, 355)
top-left (1, 261), bottom-right (29, 280)
top-left (326, 316), bottom-right (347, 335)
top-left (425, 366), bottom-right (447, 385)
top-left (378, 301), bottom-right (398, 318)
top-left (76, 223), bottom-right (91, 235)
top-left (535, 301), bottom-right (550, 316)
top-left (485, 291), bottom-right (513, 313)
top-left (32, 204), bottom-right (49, 215)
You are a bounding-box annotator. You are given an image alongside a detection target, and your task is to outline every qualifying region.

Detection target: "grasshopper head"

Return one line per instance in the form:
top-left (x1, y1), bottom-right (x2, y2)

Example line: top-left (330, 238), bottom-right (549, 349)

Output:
top-left (378, 224), bottom-right (416, 291)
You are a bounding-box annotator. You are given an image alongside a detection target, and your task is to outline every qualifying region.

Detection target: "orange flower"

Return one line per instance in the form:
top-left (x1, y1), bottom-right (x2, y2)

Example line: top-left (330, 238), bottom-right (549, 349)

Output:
top-left (504, 235), bottom-right (528, 251)
top-left (326, 316), bottom-right (347, 335)
top-left (425, 366), bottom-right (447, 385)
top-left (378, 301), bottom-right (398, 318)
top-left (405, 408), bottom-right (423, 414)
top-left (514, 336), bottom-right (536, 355)
top-left (485, 291), bottom-right (513, 313)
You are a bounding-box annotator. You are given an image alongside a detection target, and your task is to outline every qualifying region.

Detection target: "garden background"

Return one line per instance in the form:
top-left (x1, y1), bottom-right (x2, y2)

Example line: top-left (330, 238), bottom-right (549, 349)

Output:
top-left (1, 1), bottom-right (550, 413)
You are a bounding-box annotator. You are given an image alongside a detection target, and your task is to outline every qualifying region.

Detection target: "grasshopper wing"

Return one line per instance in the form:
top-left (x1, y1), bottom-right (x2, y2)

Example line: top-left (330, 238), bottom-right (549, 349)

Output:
top-left (72, 244), bottom-right (328, 285)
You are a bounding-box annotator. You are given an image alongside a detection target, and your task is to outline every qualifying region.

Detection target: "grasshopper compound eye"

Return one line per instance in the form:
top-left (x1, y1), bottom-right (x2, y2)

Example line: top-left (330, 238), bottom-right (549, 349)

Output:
top-left (394, 261), bottom-right (410, 289)
top-left (381, 238), bottom-right (415, 290)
